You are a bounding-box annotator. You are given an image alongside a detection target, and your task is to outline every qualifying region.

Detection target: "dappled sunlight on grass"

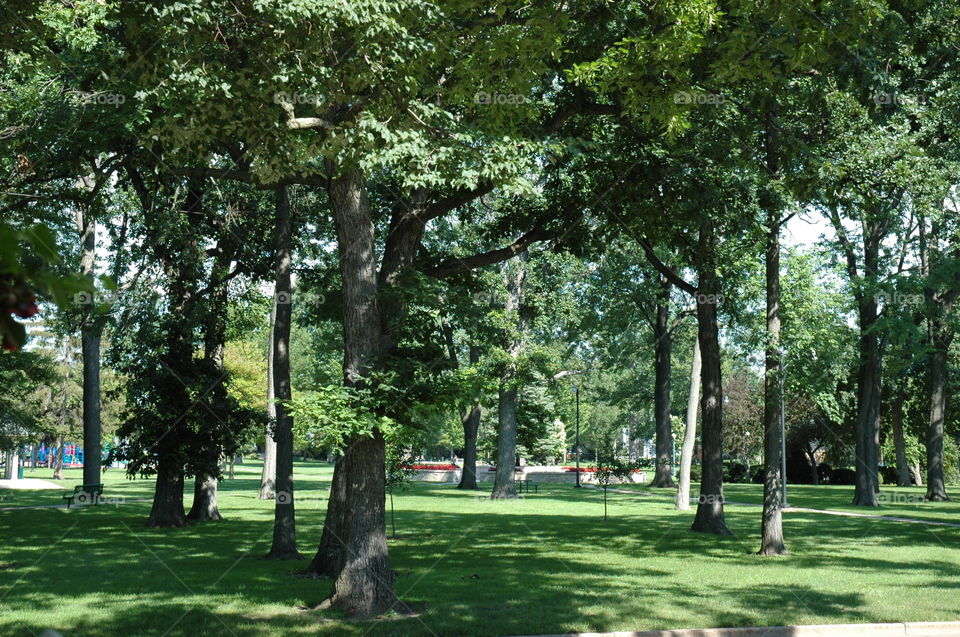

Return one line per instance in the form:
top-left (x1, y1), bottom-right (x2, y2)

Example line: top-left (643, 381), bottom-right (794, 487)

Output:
top-left (2, 462), bottom-right (960, 636)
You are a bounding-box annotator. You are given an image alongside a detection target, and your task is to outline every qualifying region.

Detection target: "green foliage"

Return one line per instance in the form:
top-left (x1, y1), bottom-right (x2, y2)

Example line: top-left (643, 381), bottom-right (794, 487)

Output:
top-left (0, 349), bottom-right (57, 448)
top-left (289, 385), bottom-right (395, 454)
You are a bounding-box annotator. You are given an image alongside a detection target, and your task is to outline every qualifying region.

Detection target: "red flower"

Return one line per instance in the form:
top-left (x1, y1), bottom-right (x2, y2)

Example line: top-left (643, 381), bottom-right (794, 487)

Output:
top-left (13, 299), bottom-right (38, 319)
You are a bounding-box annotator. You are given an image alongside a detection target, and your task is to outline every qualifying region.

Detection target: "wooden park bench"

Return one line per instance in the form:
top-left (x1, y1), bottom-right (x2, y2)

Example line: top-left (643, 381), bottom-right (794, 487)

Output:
top-left (63, 484), bottom-right (103, 508)
top-left (514, 480), bottom-right (538, 494)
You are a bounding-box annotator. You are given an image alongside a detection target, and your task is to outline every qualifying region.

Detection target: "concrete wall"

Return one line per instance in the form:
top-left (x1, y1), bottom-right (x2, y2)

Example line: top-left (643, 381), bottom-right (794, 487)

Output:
top-left (412, 466), bottom-right (647, 485)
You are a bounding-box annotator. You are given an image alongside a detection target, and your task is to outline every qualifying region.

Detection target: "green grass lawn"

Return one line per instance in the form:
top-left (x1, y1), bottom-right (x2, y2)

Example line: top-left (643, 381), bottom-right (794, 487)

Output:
top-left (3, 461), bottom-right (960, 636)
top-left (616, 480), bottom-right (960, 525)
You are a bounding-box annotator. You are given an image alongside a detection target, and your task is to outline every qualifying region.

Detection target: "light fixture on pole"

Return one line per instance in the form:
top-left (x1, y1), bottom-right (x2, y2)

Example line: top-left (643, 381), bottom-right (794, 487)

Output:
top-left (779, 353), bottom-right (789, 508)
top-left (573, 385), bottom-right (581, 488)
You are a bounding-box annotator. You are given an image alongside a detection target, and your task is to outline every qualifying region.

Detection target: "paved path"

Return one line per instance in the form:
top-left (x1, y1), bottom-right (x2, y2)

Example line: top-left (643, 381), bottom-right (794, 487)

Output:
top-left (0, 478), bottom-right (65, 490)
top-left (590, 486), bottom-right (960, 529)
top-left (510, 621), bottom-right (960, 637)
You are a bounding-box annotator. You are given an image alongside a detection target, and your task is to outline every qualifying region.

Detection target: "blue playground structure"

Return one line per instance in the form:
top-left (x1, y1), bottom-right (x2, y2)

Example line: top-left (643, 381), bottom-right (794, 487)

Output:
top-left (31, 443), bottom-right (84, 467)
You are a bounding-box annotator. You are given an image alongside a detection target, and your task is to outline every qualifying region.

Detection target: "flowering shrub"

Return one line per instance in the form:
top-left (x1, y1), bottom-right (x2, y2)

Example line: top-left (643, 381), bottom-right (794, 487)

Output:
top-left (404, 464), bottom-right (459, 471)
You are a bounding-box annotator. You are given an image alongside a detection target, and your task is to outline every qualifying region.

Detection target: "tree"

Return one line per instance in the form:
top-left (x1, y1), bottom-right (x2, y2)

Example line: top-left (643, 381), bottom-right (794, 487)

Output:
top-left (265, 186), bottom-right (302, 558)
top-left (676, 339), bottom-right (701, 511)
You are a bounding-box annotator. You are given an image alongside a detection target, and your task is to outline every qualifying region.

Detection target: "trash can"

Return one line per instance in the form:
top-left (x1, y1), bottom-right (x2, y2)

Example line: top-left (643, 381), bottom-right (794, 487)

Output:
top-left (17, 464), bottom-right (24, 480)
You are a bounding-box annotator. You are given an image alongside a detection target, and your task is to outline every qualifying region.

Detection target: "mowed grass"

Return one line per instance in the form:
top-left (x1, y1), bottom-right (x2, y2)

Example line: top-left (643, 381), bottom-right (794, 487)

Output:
top-left (617, 480), bottom-right (960, 525)
top-left (2, 461), bottom-right (960, 637)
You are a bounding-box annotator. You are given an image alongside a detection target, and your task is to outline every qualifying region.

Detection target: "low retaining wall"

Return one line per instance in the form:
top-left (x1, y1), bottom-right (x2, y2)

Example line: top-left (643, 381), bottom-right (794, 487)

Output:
top-left (412, 466), bottom-right (647, 485)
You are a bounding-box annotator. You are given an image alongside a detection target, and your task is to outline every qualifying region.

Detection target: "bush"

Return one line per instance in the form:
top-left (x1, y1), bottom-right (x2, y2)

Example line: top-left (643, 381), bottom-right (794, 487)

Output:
top-left (723, 461), bottom-right (750, 483)
top-left (750, 465), bottom-right (765, 484)
top-left (817, 463), bottom-right (832, 484)
top-left (689, 466), bottom-right (702, 482)
top-left (879, 465), bottom-right (899, 485)
top-left (830, 467), bottom-right (856, 485)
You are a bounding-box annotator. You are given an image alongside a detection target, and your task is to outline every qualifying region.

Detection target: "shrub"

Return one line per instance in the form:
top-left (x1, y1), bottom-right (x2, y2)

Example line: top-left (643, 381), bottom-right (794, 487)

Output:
top-left (830, 467), bottom-right (856, 485)
top-left (723, 461), bottom-right (750, 483)
top-left (750, 465), bottom-right (765, 484)
top-left (879, 465), bottom-right (899, 485)
top-left (817, 463), bottom-right (832, 484)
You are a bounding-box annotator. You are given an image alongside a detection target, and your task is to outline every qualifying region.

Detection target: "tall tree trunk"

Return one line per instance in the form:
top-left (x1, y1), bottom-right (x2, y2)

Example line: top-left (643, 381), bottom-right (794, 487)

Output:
top-left (759, 198), bottom-right (786, 555)
top-left (259, 299), bottom-right (278, 500)
top-left (651, 274), bottom-right (675, 487)
top-left (186, 475), bottom-right (222, 521)
top-left (852, 302), bottom-right (881, 506)
top-left (676, 339), bottom-right (701, 510)
top-left (266, 186), bottom-right (302, 558)
top-left (691, 222), bottom-right (731, 535)
top-left (76, 210), bottom-right (102, 489)
top-left (458, 347), bottom-right (482, 490)
top-left (52, 435), bottom-right (65, 480)
top-left (492, 259), bottom-right (526, 500)
top-left (925, 334), bottom-right (950, 501)
top-left (852, 227), bottom-right (883, 506)
top-left (308, 450), bottom-right (348, 577)
top-left (910, 462), bottom-right (923, 486)
top-left (315, 167), bottom-right (396, 616)
top-left (188, 248), bottom-right (231, 523)
top-left (492, 383), bottom-right (519, 498)
top-left (148, 455), bottom-right (186, 527)
top-left (891, 394), bottom-right (912, 487)
top-left (921, 206), bottom-right (957, 501)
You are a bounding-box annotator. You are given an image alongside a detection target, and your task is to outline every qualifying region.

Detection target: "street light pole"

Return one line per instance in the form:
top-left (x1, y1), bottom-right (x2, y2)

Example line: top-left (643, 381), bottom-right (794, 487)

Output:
top-left (574, 385), bottom-right (581, 488)
top-left (779, 354), bottom-right (789, 508)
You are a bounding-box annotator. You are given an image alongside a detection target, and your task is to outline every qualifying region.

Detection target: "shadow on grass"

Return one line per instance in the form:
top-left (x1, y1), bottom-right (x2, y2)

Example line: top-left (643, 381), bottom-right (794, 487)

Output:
top-left (2, 480), bottom-right (959, 636)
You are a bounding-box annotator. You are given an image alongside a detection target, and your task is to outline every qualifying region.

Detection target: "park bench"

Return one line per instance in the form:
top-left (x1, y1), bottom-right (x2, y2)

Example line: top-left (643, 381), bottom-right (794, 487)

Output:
top-left (63, 484), bottom-right (103, 508)
top-left (514, 480), bottom-right (538, 494)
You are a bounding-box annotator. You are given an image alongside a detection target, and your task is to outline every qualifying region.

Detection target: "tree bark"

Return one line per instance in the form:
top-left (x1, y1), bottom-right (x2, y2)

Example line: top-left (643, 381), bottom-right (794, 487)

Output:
top-left (52, 435), bottom-right (65, 480)
top-left (759, 196), bottom-right (786, 555)
top-left (852, 298), bottom-right (881, 506)
top-left (315, 167), bottom-right (396, 616)
top-left (492, 259), bottom-right (527, 499)
top-left (891, 394), bottom-right (912, 487)
top-left (691, 221), bottom-right (732, 535)
top-left (651, 274), bottom-right (675, 487)
top-left (925, 336), bottom-right (950, 501)
top-left (492, 383), bottom-right (519, 498)
top-left (910, 462), bottom-right (924, 486)
top-left (851, 226), bottom-right (883, 506)
top-left (147, 456), bottom-right (186, 528)
top-left (186, 475), bottom-right (222, 521)
top-left (266, 185), bottom-right (302, 558)
top-left (676, 339), bottom-right (701, 510)
top-left (188, 246), bottom-right (231, 523)
top-left (322, 431), bottom-right (393, 616)
top-left (921, 207), bottom-right (956, 501)
top-left (259, 299), bottom-right (278, 500)
top-left (77, 210), bottom-right (103, 490)
top-left (308, 451), bottom-right (348, 577)
top-left (458, 347), bottom-right (482, 490)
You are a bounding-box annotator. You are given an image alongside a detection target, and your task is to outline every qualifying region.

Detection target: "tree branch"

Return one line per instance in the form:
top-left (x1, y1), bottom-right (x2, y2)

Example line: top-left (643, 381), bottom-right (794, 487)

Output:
top-left (167, 167), bottom-right (328, 189)
top-left (636, 237), bottom-right (697, 295)
top-left (425, 228), bottom-right (550, 279)
top-left (543, 100), bottom-right (622, 136)
top-left (422, 182), bottom-right (496, 221)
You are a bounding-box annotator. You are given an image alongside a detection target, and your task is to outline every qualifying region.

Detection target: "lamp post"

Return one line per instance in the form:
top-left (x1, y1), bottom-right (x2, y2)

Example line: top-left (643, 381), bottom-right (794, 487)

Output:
top-left (573, 385), bottom-right (581, 488)
top-left (779, 354), bottom-right (789, 508)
